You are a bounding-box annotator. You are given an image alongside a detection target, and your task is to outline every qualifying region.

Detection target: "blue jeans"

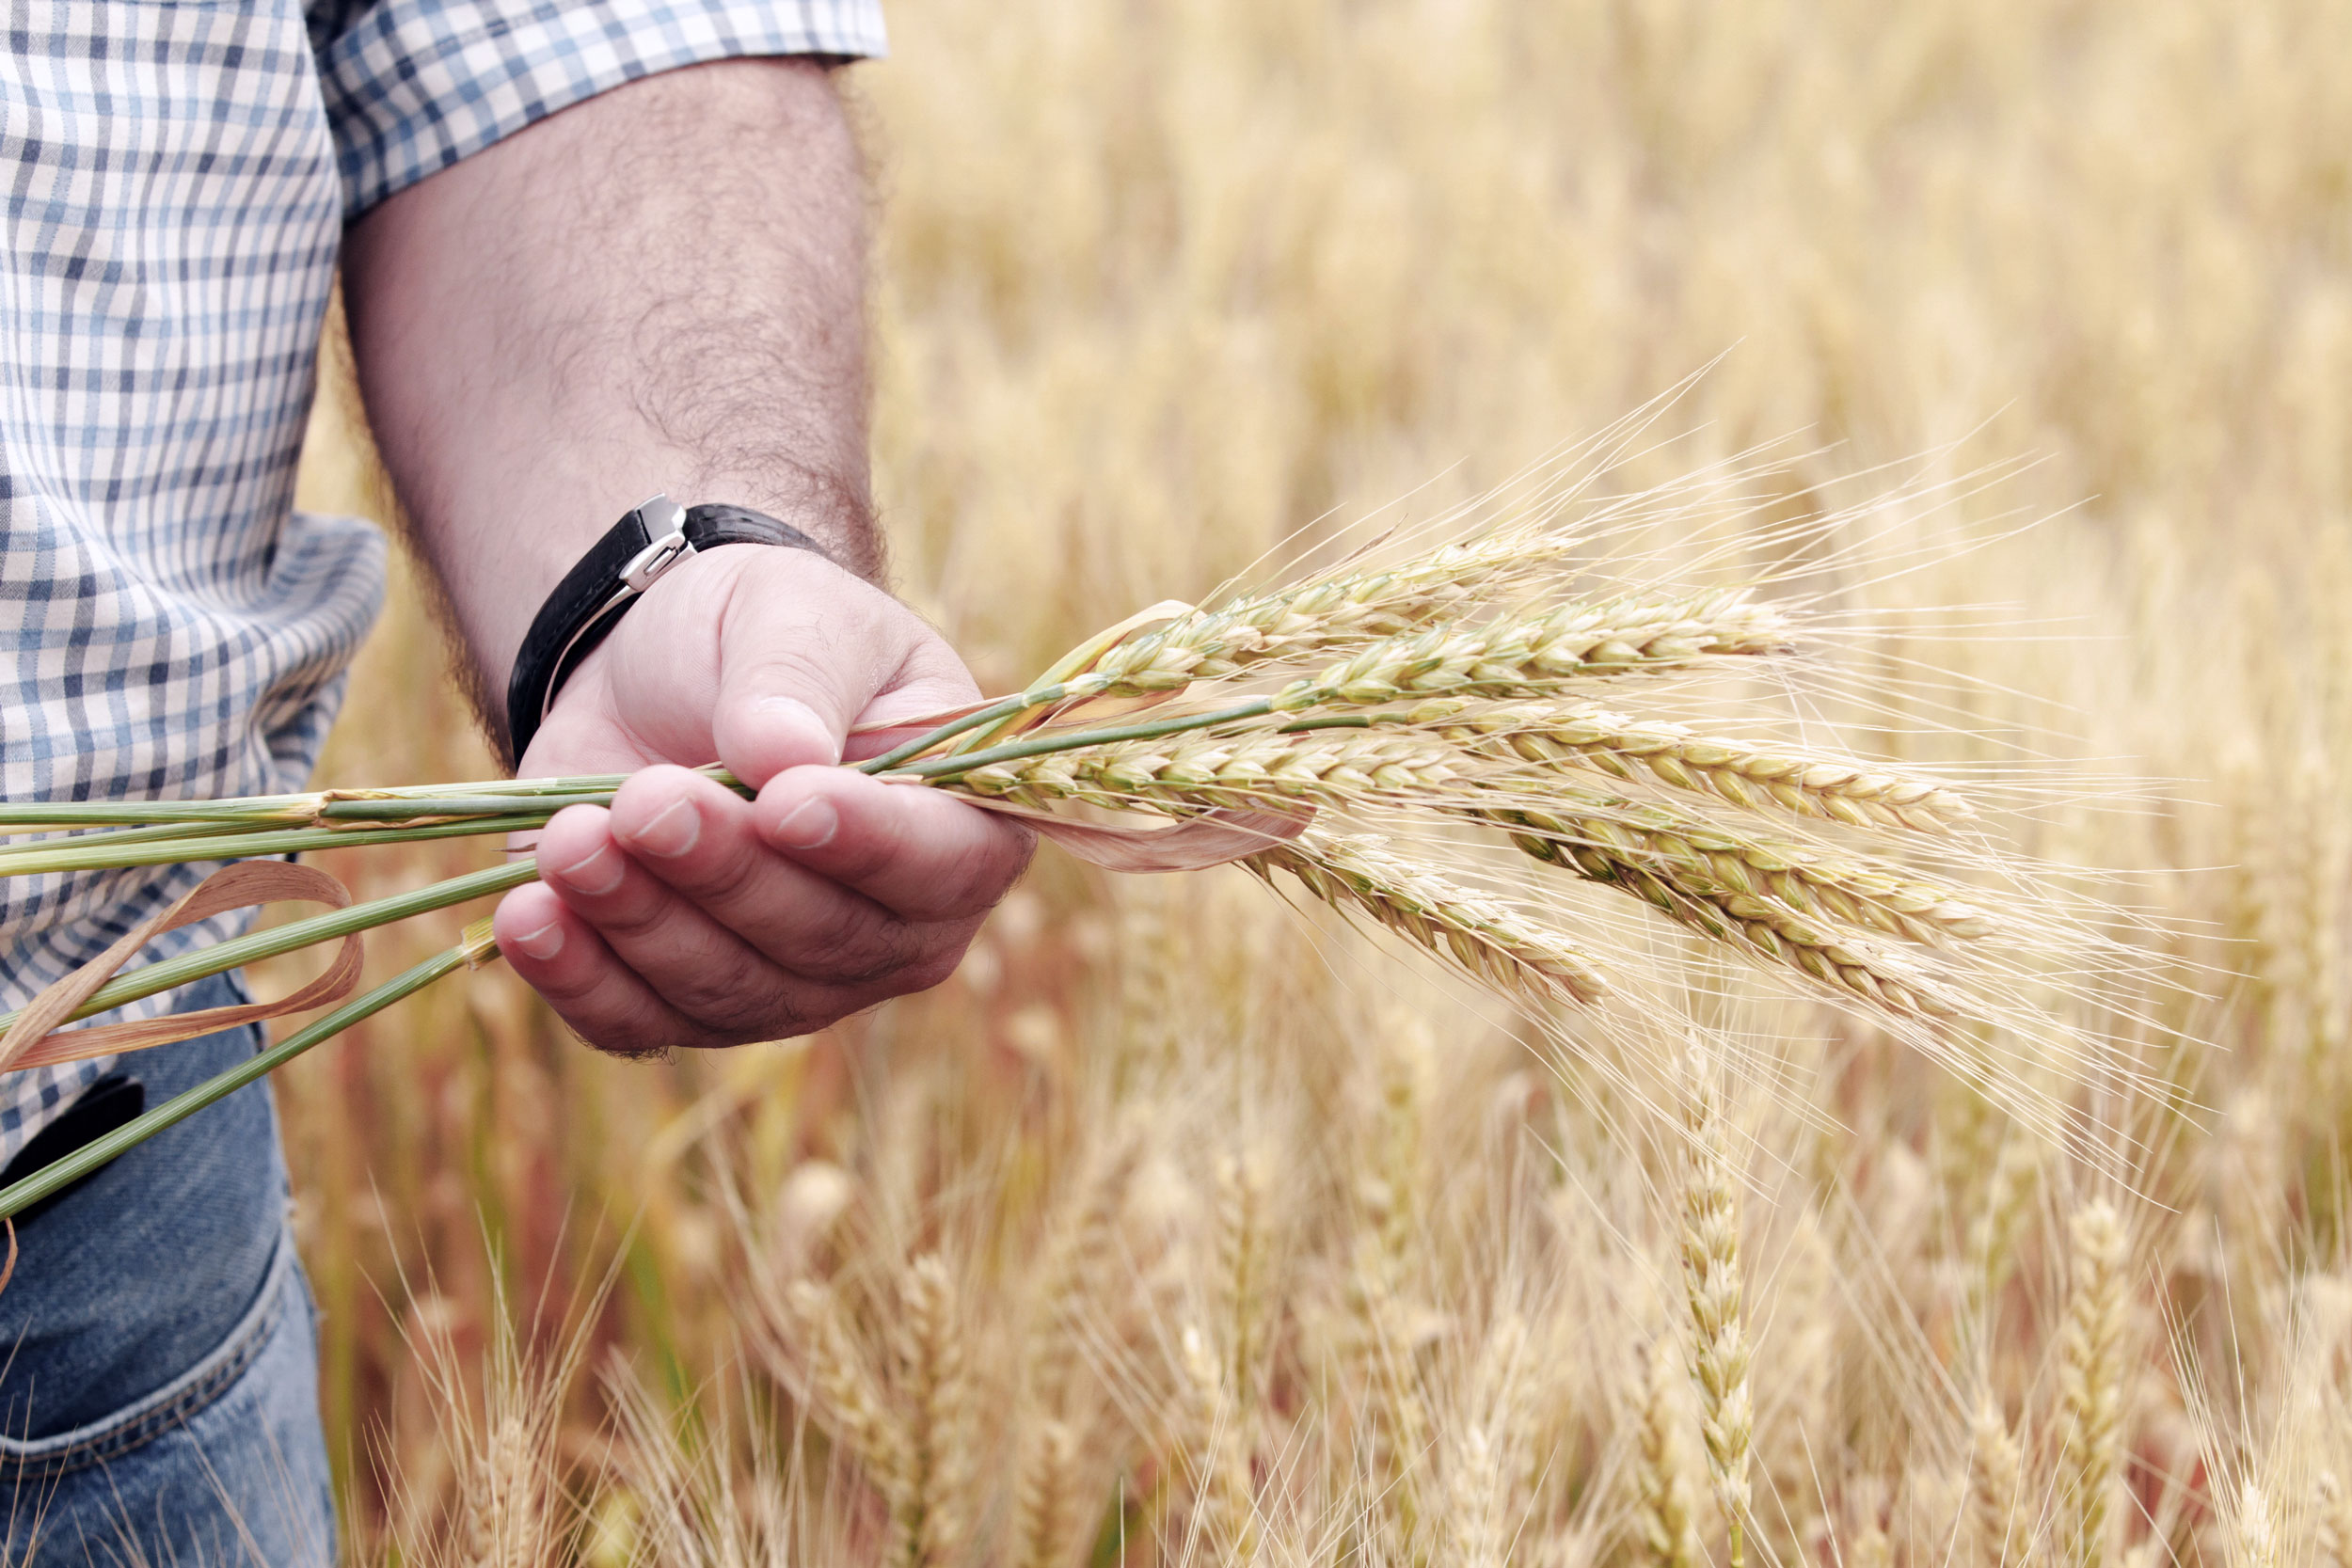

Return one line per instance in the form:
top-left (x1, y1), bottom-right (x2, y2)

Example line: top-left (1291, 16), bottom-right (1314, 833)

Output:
top-left (0, 973), bottom-right (336, 1564)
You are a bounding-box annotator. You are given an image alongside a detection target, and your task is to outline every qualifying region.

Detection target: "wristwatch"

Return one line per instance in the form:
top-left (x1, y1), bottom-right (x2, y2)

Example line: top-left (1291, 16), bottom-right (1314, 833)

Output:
top-left (504, 494), bottom-right (832, 760)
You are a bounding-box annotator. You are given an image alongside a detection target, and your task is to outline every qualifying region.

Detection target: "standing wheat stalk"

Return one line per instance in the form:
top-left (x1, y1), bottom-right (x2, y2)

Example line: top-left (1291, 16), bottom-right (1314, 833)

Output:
top-left (891, 1255), bottom-right (972, 1568)
top-left (786, 1280), bottom-right (914, 1520)
top-left (1635, 1333), bottom-right (1703, 1568)
top-left (2058, 1201), bottom-right (2128, 1568)
top-left (2233, 1478), bottom-right (2279, 1568)
top-left (1679, 1048), bottom-right (1755, 1568)
top-left (1447, 1312), bottom-right (1532, 1568)
top-left (1968, 1395), bottom-right (2025, 1568)
top-left (464, 1410), bottom-right (550, 1568)
top-left (1180, 1321), bottom-right (1260, 1565)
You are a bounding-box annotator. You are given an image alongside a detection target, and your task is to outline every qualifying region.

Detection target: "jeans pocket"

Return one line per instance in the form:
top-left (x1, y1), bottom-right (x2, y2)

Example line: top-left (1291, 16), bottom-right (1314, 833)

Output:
top-left (0, 1231), bottom-right (296, 1484)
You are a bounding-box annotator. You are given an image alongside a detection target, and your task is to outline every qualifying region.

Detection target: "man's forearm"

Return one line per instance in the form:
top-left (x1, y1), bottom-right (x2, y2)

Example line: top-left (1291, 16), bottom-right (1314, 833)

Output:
top-left (341, 57), bottom-right (878, 713)
top-left (342, 54), bottom-right (1031, 1053)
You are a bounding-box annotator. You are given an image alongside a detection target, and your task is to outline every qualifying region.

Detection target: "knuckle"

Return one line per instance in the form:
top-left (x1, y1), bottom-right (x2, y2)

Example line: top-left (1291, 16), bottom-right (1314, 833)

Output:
top-left (649, 948), bottom-right (786, 1031)
top-left (668, 837), bottom-right (769, 907)
top-left (582, 890), bottom-right (672, 942)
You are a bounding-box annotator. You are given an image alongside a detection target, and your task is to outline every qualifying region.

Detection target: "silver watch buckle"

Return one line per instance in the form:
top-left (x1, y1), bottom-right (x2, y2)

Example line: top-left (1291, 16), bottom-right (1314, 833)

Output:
top-left (619, 495), bottom-right (694, 592)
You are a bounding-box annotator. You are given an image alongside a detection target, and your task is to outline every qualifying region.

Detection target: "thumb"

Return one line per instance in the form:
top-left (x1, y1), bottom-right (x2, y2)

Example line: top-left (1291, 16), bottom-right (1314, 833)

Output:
top-left (705, 551), bottom-right (970, 785)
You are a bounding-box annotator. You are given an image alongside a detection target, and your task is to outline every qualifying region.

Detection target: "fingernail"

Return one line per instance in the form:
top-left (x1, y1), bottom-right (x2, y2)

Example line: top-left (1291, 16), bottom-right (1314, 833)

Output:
top-left (557, 842), bottom-right (626, 895)
top-left (755, 696), bottom-right (841, 766)
top-left (513, 921), bottom-right (564, 961)
top-left (771, 797), bottom-right (838, 850)
top-left (628, 797), bottom-right (701, 859)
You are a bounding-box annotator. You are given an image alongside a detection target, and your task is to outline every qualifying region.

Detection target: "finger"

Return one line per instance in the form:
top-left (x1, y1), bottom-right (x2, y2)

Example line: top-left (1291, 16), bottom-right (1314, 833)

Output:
top-left (534, 801), bottom-right (845, 1034)
top-left (603, 768), bottom-right (963, 990)
top-left (751, 767), bottom-right (1036, 923)
top-left (492, 881), bottom-right (704, 1054)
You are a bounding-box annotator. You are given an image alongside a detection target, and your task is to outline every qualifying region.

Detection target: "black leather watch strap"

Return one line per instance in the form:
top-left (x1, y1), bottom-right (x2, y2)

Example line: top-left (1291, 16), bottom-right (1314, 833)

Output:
top-left (503, 495), bottom-right (831, 761)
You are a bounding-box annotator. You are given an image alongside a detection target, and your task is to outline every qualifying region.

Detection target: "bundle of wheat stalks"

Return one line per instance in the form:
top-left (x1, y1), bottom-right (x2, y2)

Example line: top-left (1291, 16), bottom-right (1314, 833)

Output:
top-left (0, 462), bottom-right (2113, 1227)
top-left (0, 434), bottom-right (2202, 1566)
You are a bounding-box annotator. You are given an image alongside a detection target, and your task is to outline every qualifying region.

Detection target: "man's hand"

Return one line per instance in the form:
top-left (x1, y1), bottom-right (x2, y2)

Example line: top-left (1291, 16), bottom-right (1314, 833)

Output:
top-left (340, 58), bottom-right (1030, 1051)
top-left (489, 546), bottom-right (1031, 1051)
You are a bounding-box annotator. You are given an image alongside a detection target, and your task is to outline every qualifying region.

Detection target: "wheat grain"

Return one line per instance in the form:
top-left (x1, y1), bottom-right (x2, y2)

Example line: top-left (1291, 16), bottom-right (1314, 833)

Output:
top-left (1012, 1132), bottom-right (1144, 1568)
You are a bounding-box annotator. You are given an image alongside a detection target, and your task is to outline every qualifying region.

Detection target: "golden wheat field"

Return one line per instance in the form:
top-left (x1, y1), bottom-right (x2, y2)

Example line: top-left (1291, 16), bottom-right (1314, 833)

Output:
top-left (268, 0), bottom-right (2352, 1561)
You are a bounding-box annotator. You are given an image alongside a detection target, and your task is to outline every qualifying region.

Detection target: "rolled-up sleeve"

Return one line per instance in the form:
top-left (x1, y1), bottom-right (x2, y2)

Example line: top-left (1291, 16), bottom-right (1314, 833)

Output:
top-left (312, 0), bottom-right (887, 221)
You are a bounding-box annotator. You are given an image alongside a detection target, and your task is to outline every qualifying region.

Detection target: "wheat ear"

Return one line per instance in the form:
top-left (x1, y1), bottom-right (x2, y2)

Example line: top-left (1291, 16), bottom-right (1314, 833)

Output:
top-left (465, 1410), bottom-right (549, 1568)
top-left (1013, 1419), bottom-right (1083, 1568)
top-left (1497, 803), bottom-right (1963, 1017)
top-left (1965, 1133), bottom-right (2042, 1331)
top-left (1251, 832), bottom-right (1608, 1006)
top-left (1180, 1321), bottom-right (1260, 1565)
top-left (890, 1255), bottom-right (972, 1568)
top-left (1967, 1396), bottom-right (2025, 1568)
top-left (2058, 1200), bottom-right (2128, 1568)
top-left (1635, 1333), bottom-right (1703, 1568)
top-left (1679, 1049), bottom-right (1755, 1568)
top-left (786, 1280), bottom-right (914, 1524)
top-left (1449, 702), bottom-right (1973, 831)
top-left (1214, 1147), bottom-right (1275, 1413)
top-left (1344, 1024), bottom-right (1434, 1558)
top-left (1496, 793), bottom-right (1997, 947)
top-left (1270, 591), bottom-right (1797, 710)
top-left (1447, 1311), bottom-right (1532, 1568)
top-left (2233, 1479), bottom-right (2279, 1568)
top-left (1086, 531), bottom-right (1583, 689)
top-left (957, 727), bottom-right (1469, 813)
top-left (1013, 1135), bottom-right (1144, 1568)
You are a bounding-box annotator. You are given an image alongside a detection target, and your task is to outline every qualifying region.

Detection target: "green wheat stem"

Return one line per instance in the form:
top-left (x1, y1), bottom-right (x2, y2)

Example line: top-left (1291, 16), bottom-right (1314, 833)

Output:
top-left (856, 688), bottom-right (1076, 773)
top-left (0, 819), bottom-right (259, 864)
top-left (0, 942), bottom-right (470, 1220)
top-left (314, 792), bottom-right (630, 821)
top-left (0, 860), bottom-right (537, 1039)
top-left (0, 815), bottom-right (564, 878)
top-left (884, 698), bottom-right (1279, 783)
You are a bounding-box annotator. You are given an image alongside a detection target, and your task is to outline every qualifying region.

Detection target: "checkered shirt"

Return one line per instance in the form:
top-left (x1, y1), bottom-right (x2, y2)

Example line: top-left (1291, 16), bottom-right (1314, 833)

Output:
top-left (0, 0), bottom-right (886, 1168)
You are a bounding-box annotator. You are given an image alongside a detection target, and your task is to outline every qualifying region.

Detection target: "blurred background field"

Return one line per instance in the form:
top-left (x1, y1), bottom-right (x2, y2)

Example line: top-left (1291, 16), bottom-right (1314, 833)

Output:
top-left (277, 0), bottom-right (2352, 1560)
